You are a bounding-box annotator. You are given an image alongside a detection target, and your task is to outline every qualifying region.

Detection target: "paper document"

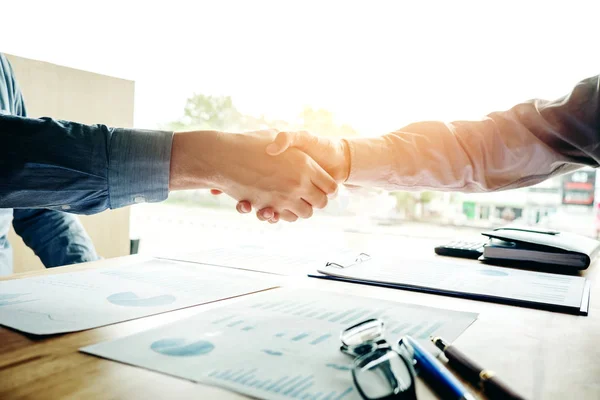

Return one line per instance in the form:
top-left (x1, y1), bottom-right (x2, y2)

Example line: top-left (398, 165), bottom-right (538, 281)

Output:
top-left (0, 259), bottom-right (277, 335)
top-left (160, 244), bottom-right (354, 275)
top-left (316, 257), bottom-right (590, 315)
top-left (82, 289), bottom-right (477, 400)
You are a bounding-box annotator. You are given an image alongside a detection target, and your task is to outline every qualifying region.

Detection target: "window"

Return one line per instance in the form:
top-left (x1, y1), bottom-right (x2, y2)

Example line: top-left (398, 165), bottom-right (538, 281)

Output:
top-left (52, 1), bottom-right (594, 253)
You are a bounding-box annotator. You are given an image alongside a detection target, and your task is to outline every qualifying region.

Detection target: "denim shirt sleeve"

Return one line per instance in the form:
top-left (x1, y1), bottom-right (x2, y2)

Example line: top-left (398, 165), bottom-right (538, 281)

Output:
top-left (12, 208), bottom-right (99, 267)
top-left (3, 66), bottom-right (100, 266)
top-left (0, 113), bottom-right (173, 215)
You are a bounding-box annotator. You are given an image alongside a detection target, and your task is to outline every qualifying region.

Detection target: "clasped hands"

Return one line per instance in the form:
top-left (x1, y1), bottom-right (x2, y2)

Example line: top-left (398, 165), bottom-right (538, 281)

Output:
top-left (214, 130), bottom-right (349, 223)
top-left (169, 129), bottom-right (349, 224)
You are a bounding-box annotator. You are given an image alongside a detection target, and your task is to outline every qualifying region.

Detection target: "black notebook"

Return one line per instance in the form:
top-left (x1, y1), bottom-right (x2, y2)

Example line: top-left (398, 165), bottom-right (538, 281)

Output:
top-left (480, 227), bottom-right (600, 270)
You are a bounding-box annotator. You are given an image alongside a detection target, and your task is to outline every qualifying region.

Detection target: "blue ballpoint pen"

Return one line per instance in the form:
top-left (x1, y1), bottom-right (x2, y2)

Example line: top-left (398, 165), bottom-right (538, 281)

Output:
top-left (399, 335), bottom-right (475, 400)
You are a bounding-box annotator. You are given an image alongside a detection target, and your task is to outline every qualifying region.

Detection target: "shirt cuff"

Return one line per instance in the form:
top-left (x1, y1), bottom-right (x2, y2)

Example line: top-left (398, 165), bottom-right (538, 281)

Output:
top-left (108, 128), bottom-right (174, 209)
top-left (345, 137), bottom-right (394, 187)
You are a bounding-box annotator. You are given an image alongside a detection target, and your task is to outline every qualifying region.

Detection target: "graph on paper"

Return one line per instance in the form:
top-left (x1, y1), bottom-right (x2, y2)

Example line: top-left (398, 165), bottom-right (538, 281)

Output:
top-left (208, 368), bottom-right (355, 400)
top-left (0, 259), bottom-right (277, 335)
top-left (82, 289), bottom-right (477, 400)
top-left (244, 299), bottom-right (450, 340)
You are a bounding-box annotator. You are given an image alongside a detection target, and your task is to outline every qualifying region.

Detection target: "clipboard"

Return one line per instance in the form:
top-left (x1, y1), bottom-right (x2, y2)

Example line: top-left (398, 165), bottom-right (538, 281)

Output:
top-left (309, 253), bottom-right (591, 316)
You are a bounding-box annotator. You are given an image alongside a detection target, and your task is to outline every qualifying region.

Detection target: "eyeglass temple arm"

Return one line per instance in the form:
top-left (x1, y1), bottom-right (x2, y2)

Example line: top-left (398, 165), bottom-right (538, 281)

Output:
top-left (379, 360), bottom-right (400, 391)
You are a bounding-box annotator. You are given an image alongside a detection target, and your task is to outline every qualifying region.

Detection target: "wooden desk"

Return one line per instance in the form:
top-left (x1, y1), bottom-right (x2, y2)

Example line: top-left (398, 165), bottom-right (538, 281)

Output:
top-left (1, 251), bottom-right (599, 400)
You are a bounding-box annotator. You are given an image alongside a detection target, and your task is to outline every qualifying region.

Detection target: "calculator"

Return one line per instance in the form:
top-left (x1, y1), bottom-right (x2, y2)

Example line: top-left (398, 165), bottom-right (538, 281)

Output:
top-left (434, 239), bottom-right (487, 259)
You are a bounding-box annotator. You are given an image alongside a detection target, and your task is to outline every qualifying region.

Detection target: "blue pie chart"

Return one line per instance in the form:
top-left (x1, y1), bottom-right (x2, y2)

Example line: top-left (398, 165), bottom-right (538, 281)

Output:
top-left (0, 293), bottom-right (25, 300)
top-left (150, 338), bottom-right (215, 357)
top-left (479, 269), bottom-right (509, 277)
top-left (0, 293), bottom-right (28, 306)
top-left (107, 292), bottom-right (176, 307)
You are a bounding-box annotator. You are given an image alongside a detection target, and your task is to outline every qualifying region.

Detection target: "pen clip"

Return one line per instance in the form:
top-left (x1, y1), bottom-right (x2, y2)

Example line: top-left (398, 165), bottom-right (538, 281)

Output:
top-left (325, 253), bottom-right (371, 269)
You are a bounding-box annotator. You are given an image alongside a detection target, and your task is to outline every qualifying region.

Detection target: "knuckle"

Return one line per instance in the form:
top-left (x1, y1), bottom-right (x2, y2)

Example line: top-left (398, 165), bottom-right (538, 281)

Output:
top-left (279, 131), bottom-right (290, 141)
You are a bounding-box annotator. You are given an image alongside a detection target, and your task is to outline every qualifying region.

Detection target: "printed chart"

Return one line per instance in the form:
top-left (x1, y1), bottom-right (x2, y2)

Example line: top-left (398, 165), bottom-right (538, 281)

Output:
top-left (83, 289), bottom-right (477, 400)
top-left (0, 259), bottom-right (277, 334)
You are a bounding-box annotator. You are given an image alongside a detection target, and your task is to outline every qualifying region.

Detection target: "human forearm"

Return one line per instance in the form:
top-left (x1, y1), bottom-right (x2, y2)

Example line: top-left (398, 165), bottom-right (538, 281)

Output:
top-left (346, 76), bottom-right (600, 192)
top-left (169, 130), bottom-right (221, 190)
top-left (345, 118), bottom-right (575, 192)
top-left (0, 116), bottom-right (336, 218)
top-left (245, 76), bottom-right (600, 223)
top-left (0, 114), bottom-right (172, 214)
top-left (12, 209), bottom-right (99, 267)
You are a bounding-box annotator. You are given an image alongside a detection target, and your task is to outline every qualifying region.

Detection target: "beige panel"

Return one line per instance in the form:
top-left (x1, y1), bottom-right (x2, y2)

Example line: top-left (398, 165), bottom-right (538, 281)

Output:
top-left (5, 53), bottom-right (134, 273)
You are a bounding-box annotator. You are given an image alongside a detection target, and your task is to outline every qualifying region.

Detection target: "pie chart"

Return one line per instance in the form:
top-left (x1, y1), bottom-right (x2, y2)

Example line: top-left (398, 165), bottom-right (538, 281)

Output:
top-left (107, 292), bottom-right (176, 307)
top-left (150, 338), bottom-right (215, 357)
top-left (479, 269), bottom-right (509, 277)
top-left (0, 293), bottom-right (28, 306)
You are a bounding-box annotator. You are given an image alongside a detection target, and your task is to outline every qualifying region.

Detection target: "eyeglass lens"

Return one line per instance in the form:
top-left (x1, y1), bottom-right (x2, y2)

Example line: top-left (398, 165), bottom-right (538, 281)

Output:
top-left (341, 319), bottom-right (384, 347)
top-left (354, 349), bottom-right (414, 399)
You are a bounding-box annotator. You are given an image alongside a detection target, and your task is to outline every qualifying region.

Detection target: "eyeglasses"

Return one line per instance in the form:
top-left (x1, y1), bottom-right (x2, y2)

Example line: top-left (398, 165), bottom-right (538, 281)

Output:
top-left (340, 319), bottom-right (417, 400)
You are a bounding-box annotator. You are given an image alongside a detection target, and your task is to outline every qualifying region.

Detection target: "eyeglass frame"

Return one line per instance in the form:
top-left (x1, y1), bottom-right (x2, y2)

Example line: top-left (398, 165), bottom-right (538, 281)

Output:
top-left (339, 318), bottom-right (417, 400)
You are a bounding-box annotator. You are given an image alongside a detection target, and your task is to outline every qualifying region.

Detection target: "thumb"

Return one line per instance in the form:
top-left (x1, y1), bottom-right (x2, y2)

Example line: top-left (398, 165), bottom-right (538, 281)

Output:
top-left (265, 131), bottom-right (294, 155)
top-left (266, 131), bottom-right (316, 156)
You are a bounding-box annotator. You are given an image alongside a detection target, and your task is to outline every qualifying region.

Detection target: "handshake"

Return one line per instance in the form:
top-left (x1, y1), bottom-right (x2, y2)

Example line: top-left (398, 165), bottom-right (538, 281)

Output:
top-left (169, 129), bottom-right (351, 224)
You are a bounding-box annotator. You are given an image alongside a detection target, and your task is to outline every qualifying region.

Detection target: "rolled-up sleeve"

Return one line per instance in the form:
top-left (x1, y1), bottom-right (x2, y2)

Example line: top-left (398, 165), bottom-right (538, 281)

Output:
top-left (108, 127), bottom-right (173, 208)
top-left (0, 114), bottom-right (173, 214)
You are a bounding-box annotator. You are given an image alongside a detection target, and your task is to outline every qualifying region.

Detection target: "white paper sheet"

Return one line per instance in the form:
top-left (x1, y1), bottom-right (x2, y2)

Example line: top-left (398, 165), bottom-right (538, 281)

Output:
top-left (0, 259), bottom-right (277, 335)
top-left (317, 257), bottom-right (589, 312)
top-left (82, 289), bottom-right (477, 400)
top-left (159, 244), bottom-right (356, 275)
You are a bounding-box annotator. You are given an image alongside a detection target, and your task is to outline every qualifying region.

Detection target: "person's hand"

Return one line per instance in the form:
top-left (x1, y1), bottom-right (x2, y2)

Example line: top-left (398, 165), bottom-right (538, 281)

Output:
top-left (218, 131), bottom-right (351, 223)
top-left (170, 129), bottom-right (338, 219)
top-left (265, 131), bottom-right (350, 182)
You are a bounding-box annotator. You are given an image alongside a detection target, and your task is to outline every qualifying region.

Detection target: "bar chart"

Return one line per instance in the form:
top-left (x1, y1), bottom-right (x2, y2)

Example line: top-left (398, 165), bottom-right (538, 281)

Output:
top-left (247, 298), bottom-right (451, 340)
top-left (83, 289), bottom-right (478, 400)
top-left (208, 368), bottom-right (355, 400)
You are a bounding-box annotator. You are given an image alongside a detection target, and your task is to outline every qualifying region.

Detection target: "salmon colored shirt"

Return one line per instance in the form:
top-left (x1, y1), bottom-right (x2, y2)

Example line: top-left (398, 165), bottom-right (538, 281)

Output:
top-left (345, 75), bottom-right (599, 192)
